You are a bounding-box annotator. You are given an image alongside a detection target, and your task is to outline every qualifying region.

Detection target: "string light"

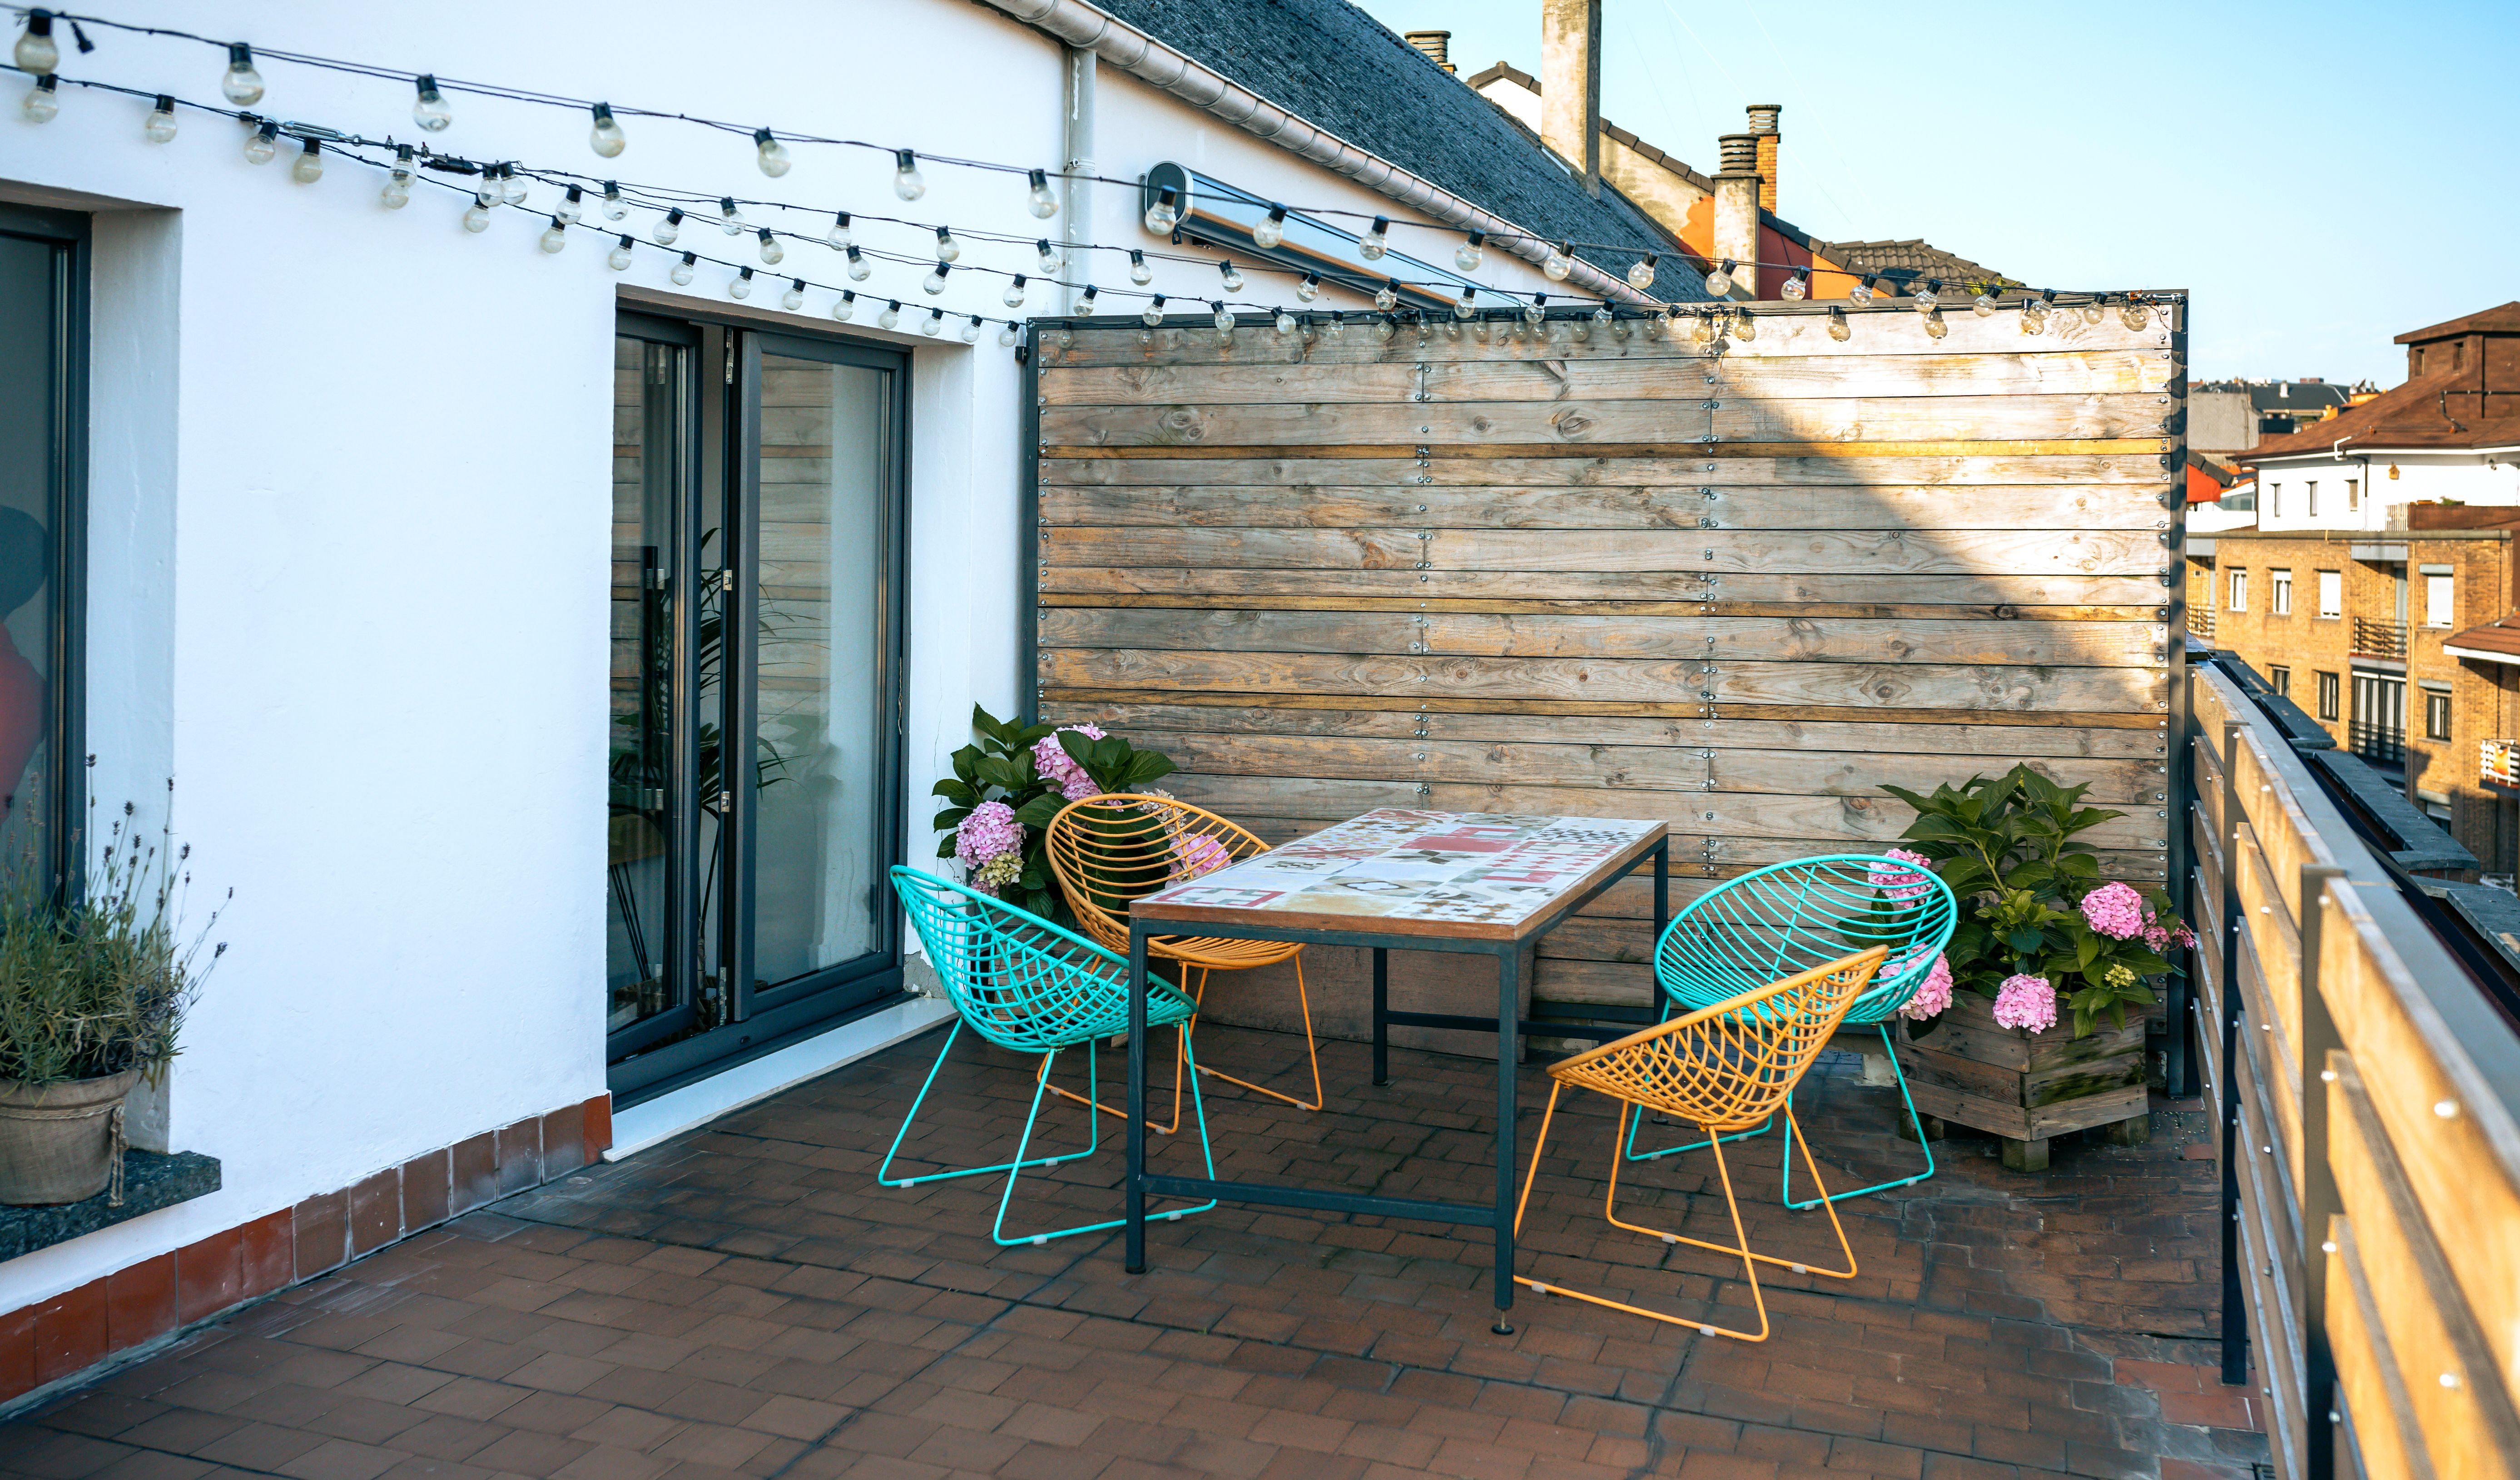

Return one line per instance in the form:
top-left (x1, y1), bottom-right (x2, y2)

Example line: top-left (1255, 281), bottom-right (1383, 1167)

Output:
top-left (2119, 298), bottom-right (2148, 331)
top-left (589, 102), bottom-right (625, 158)
top-left (877, 300), bottom-right (900, 330)
top-left (890, 149), bottom-right (924, 201)
top-left (381, 145), bottom-right (414, 207)
top-left (1453, 284), bottom-right (1476, 320)
top-left (1295, 272), bottom-right (1320, 303)
top-left (845, 245), bottom-right (870, 281)
top-left (922, 260), bottom-right (950, 295)
top-left (998, 321), bottom-right (1019, 347)
top-left (538, 215), bottom-right (567, 253)
top-left (502, 164), bottom-right (525, 205)
top-left (716, 195), bottom-right (744, 234)
top-left (754, 127), bottom-right (791, 178)
top-left (1143, 185), bottom-right (1178, 235)
top-left (23, 73), bottom-right (58, 121)
top-left (411, 73), bottom-right (449, 131)
top-left (13, 10), bottom-right (58, 72)
top-left (1703, 258), bottom-right (1734, 295)
top-left (1359, 215), bottom-right (1389, 259)
top-left (1454, 229), bottom-right (1485, 272)
top-left (1374, 280), bottom-right (1398, 312)
top-left (608, 234), bottom-right (634, 270)
top-left (651, 207), bottom-right (683, 246)
top-left (1913, 278), bottom-right (1942, 312)
top-left (600, 181), bottom-right (625, 220)
top-left (548, 185), bottom-right (581, 224)
top-left (1002, 275), bottom-right (1027, 308)
top-left (1827, 305), bottom-right (1850, 342)
top-left (930, 226), bottom-right (961, 262)
top-left (729, 266), bottom-right (753, 300)
top-left (1035, 238), bottom-right (1060, 276)
top-left (1972, 288), bottom-right (1997, 316)
top-left (287, 135), bottom-right (322, 181)
top-left (1127, 249), bottom-right (1151, 286)
top-left (1375, 317), bottom-right (1394, 342)
top-left (242, 118), bottom-right (277, 163)
top-left (831, 289), bottom-right (856, 321)
top-left (219, 42), bottom-right (262, 106)
top-left (670, 250), bottom-right (694, 285)
top-left (1078, 285), bottom-right (1097, 312)
top-left (757, 227), bottom-right (783, 265)
top-left (142, 91), bottom-right (175, 139)
top-left (1523, 294), bottom-right (1544, 327)
top-left (461, 198), bottom-right (491, 233)
top-left (1780, 267), bottom-right (1807, 301)
top-left (1544, 241), bottom-right (1573, 282)
top-left (1141, 295), bottom-right (1165, 327)
top-left (918, 307), bottom-right (941, 336)
top-left (1627, 253), bottom-right (1658, 291)
top-left (783, 277), bottom-right (806, 310)
top-left (960, 313), bottom-right (982, 343)
top-left (1026, 168), bottom-right (1058, 219)
top-left (1850, 272), bottom-right (1877, 305)
top-left (1217, 260), bottom-right (1243, 292)
top-left (1254, 203), bottom-right (1288, 250)
top-left (2080, 297), bottom-right (2106, 325)
top-left (1275, 308), bottom-right (1297, 336)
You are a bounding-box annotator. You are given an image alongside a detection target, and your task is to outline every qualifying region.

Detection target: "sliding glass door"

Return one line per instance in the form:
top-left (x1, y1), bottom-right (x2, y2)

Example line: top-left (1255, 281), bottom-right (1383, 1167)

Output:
top-left (607, 312), bottom-right (907, 1099)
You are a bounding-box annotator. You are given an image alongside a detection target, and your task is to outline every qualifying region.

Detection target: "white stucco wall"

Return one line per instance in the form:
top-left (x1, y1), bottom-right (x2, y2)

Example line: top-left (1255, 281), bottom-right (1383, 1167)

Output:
top-left (0, 0), bottom-right (1590, 1314)
top-left (2254, 449), bottom-right (2520, 533)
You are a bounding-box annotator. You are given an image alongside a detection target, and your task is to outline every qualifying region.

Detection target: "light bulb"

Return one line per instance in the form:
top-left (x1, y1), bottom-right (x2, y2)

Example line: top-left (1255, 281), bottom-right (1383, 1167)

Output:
top-left (826, 212), bottom-right (852, 251)
top-left (1141, 296), bottom-right (1165, 328)
top-left (144, 95), bottom-right (178, 143)
top-left (1627, 253), bottom-right (1659, 291)
top-left (607, 236), bottom-right (634, 270)
top-left (832, 291), bottom-right (856, 322)
top-left (461, 203), bottom-right (491, 233)
top-left (22, 75), bottom-right (57, 123)
top-left (557, 187), bottom-right (584, 225)
top-left (1128, 250), bottom-right (1152, 286)
top-left (932, 226), bottom-right (962, 263)
top-left (1732, 309), bottom-right (1756, 341)
top-left (753, 127), bottom-right (791, 178)
top-left (1374, 279), bottom-right (1399, 312)
top-left (783, 279), bottom-right (806, 311)
top-left (845, 246), bottom-right (870, 282)
top-left (961, 315), bottom-right (982, 343)
top-left (1295, 273), bottom-right (1320, 303)
top-left (539, 217), bottom-right (566, 253)
top-left (1275, 309), bottom-right (1297, 335)
top-left (1546, 243), bottom-right (1575, 282)
top-left (1691, 312), bottom-right (1715, 344)
top-left (2120, 299), bottom-right (2149, 331)
top-left (13, 11), bottom-right (57, 74)
top-left (758, 228), bottom-right (784, 266)
top-left (1027, 168), bottom-right (1059, 219)
top-left (601, 182), bottom-right (625, 222)
top-left (1143, 185), bottom-right (1178, 234)
top-left (1078, 285), bottom-right (1098, 313)
top-left (222, 43), bottom-right (264, 107)
top-left (1454, 230), bottom-right (1487, 272)
top-left (670, 252), bottom-right (694, 286)
top-left (1453, 286), bottom-right (1476, 320)
top-left (1213, 303), bottom-right (1234, 333)
top-left (1359, 215), bottom-right (1389, 260)
top-left (1003, 276), bottom-right (1028, 309)
top-left (653, 208), bottom-right (682, 247)
top-left (878, 301), bottom-right (900, 330)
top-left (1326, 314), bottom-right (1344, 338)
top-left (1523, 296), bottom-right (1544, 327)
top-left (1703, 258), bottom-right (1733, 295)
top-left (1923, 307), bottom-right (1948, 340)
top-left (1374, 318), bottom-right (1394, 342)
top-left (243, 121), bottom-right (278, 165)
top-left (1850, 273), bottom-right (1876, 306)
top-left (922, 262), bottom-right (949, 295)
top-left (893, 149), bottom-right (924, 202)
top-left (589, 102), bottom-right (625, 158)
top-left (412, 74), bottom-right (451, 132)
top-left (501, 166), bottom-right (526, 206)
top-left (476, 171), bottom-right (503, 209)
top-left (998, 322), bottom-right (1019, 347)
top-left (1827, 306), bottom-right (1850, 342)
top-left (381, 156), bottom-right (414, 209)
top-left (1781, 269), bottom-right (1807, 301)
top-left (1592, 302), bottom-right (1613, 326)
top-left (1913, 279), bottom-right (1942, 312)
top-left (718, 197), bottom-right (744, 235)
top-left (2081, 298), bottom-right (2105, 325)
top-left (1034, 240), bottom-right (1060, 277)
top-left (1248, 204), bottom-right (1288, 251)
top-left (730, 269), bottom-right (753, 301)
top-left (1973, 290), bottom-right (1997, 317)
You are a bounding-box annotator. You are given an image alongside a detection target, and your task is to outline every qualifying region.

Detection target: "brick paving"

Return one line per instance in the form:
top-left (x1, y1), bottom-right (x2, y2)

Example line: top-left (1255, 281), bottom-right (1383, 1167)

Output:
top-left (0, 1024), bottom-right (2273, 1480)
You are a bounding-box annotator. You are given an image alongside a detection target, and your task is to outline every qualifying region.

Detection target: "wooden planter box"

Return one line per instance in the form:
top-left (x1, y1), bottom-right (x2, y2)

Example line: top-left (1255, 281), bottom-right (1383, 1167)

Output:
top-left (1894, 990), bottom-right (2148, 1171)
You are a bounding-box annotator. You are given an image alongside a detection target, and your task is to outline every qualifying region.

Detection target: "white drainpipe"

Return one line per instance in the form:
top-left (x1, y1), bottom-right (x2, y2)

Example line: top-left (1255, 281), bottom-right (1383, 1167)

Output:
top-left (1061, 45), bottom-right (1096, 313)
top-left (977, 0), bottom-right (1657, 307)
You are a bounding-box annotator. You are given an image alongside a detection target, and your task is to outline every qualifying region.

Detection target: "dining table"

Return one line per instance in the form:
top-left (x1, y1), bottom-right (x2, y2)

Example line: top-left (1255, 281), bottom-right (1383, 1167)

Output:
top-left (1120, 807), bottom-right (1670, 1333)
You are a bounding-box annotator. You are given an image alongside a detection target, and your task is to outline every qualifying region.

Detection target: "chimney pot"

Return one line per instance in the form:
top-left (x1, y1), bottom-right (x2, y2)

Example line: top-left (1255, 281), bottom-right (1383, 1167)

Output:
top-left (1746, 104), bottom-right (1781, 134)
top-left (1718, 133), bottom-right (1759, 175)
top-left (1403, 30), bottom-right (1454, 72)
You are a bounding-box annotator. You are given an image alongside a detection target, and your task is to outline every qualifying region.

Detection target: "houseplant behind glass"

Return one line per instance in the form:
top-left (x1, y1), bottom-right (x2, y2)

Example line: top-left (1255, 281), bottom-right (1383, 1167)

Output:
top-left (0, 782), bottom-right (226, 1206)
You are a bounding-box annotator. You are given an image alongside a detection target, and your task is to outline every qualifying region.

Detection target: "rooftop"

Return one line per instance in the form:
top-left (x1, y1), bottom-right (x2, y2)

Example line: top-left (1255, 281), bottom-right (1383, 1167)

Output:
top-left (2396, 299), bottom-right (2520, 344)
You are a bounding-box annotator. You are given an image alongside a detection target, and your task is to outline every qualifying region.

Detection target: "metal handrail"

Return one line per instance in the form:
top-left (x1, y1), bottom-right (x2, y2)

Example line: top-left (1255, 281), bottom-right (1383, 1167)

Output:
top-left (2351, 615), bottom-right (2407, 659)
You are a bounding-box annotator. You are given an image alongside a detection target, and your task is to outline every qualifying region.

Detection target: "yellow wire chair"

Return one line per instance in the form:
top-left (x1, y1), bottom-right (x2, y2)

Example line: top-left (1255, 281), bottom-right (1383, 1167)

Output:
top-left (1044, 794), bottom-right (1324, 1133)
top-left (1512, 945), bottom-right (1885, 1341)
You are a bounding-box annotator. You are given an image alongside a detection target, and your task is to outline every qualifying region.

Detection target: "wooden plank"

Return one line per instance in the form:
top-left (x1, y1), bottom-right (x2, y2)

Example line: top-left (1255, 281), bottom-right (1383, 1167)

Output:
top-left (1044, 437), bottom-right (2171, 460)
top-left (2026, 1083), bottom-right (2148, 1138)
top-left (1039, 608), bottom-right (2166, 667)
top-left (1038, 481), bottom-right (2176, 532)
top-left (1041, 525), bottom-right (2171, 576)
top-left (1042, 565), bottom-right (2177, 608)
top-left (1534, 955), bottom-right (1654, 1007)
top-left (1041, 452), bottom-right (2175, 488)
top-left (2232, 729), bottom-right (2347, 927)
top-left (1040, 650), bottom-right (2166, 716)
top-left (2327, 1217), bottom-right (2440, 1480)
top-left (1047, 594), bottom-right (2170, 622)
top-left (1038, 349), bottom-right (2176, 405)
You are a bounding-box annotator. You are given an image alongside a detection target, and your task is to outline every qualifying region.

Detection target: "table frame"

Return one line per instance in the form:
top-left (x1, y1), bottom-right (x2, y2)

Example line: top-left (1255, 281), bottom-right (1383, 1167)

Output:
top-left (1124, 835), bottom-right (1669, 1334)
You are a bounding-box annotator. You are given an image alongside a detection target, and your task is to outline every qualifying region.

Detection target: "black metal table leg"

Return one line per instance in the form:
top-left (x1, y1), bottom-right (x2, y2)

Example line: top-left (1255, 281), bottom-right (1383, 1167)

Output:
top-left (1653, 838), bottom-right (1668, 948)
top-left (1126, 925), bottom-right (1149, 1275)
top-left (1372, 947), bottom-right (1389, 1087)
top-left (1493, 942), bottom-right (1518, 1334)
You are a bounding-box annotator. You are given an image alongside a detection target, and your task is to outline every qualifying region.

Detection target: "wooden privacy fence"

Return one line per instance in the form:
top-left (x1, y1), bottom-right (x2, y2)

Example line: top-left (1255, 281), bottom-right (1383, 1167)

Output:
top-left (2190, 665), bottom-right (2520, 1480)
top-left (1027, 301), bottom-right (2184, 1022)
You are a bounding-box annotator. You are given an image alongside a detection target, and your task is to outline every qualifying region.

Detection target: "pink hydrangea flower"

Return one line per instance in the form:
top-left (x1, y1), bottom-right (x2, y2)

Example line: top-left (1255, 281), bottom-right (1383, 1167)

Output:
top-left (1171, 834), bottom-right (1232, 881)
top-left (2142, 925), bottom-right (2170, 953)
top-left (954, 800), bottom-right (1022, 869)
top-left (1867, 847), bottom-right (1935, 907)
top-left (1993, 973), bottom-right (2058, 1034)
top-left (2173, 923), bottom-right (2197, 949)
top-left (1032, 723), bottom-right (1106, 802)
top-left (2080, 881), bottom-right (2146, 940)
top-left (1898, 954), bottom-right (1954, 1021)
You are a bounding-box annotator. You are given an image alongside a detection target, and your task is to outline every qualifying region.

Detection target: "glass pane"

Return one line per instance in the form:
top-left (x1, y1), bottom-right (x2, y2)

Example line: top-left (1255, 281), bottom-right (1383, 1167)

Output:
top-left (608, 336), bottom-right (684, 1032)
top-left (752, 353), bottom-right (888, 988)
top-left (0, 236), bottom-right (55, 877)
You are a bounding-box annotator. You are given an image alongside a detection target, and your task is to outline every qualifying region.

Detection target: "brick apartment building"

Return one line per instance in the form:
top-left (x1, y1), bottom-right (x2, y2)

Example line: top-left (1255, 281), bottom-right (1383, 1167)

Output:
top-left (2186, 302), bottom-right (2520, 874)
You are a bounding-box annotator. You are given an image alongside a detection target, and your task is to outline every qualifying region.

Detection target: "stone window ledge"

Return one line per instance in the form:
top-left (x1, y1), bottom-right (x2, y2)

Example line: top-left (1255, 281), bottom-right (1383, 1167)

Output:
top-left (0, 1153), bottom-right (220, 1262)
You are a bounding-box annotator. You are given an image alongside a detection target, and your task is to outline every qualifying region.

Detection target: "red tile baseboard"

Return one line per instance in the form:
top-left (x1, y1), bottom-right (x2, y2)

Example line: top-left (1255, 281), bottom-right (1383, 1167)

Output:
top-left (0, 1091), bottom-right (610, 1411)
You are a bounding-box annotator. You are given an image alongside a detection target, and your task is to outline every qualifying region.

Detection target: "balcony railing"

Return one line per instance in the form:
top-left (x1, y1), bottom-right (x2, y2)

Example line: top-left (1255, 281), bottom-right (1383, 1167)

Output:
top-left (2348, 718), bottom-right (2405, 767)
top-left (2352, 615), bottom-right (2408, 659)
top-left (2485, 737), bottom-right (2520, 791)
top-left (2188, 605), bottom-right (2214, 641)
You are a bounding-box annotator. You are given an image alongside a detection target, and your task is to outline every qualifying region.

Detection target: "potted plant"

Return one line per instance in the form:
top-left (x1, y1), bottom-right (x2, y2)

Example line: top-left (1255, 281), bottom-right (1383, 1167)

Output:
top-left (0, 790), bottom-right (226, 1206)
top-left (928, 707), bottom-right (1176, 920)
top-left (1880, 766), bottom-right (2191, 1171)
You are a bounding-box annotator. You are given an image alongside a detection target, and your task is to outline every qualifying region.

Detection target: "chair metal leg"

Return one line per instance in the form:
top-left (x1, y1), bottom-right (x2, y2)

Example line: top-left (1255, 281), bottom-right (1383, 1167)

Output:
top-left (877, 1022), bottom-right (1100, 1188)
top-left (1779, 1023), bottom-right (1936, 1209)
top-left (1190, 952), bottom-right (1325, 1114)
top-left (993, 1037), bottom-right (1219, 1247)
top-left (1045, 1020), bottom-right (1191, 1134)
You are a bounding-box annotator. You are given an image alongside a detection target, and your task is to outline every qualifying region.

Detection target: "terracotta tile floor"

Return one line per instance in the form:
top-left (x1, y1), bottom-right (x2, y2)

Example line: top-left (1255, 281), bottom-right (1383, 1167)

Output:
top-left (0, 1024), bottom-right (2273, 1480)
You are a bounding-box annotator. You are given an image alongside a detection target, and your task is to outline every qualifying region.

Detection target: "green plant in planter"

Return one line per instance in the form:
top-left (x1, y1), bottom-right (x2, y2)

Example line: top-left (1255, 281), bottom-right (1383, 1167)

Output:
top-left (1882, 764), bottom-right (2187, 1037)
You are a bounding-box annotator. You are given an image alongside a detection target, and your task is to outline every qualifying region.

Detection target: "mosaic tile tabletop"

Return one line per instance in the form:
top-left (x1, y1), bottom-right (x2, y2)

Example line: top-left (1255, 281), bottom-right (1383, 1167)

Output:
top-left (1132, 808), bottom-right (1663, 942)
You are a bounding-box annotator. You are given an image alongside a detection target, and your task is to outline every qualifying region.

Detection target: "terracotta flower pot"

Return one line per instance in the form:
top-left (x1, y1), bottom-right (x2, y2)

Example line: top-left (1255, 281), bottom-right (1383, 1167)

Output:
top-left (0, 1068), bottom-right (141, 1205)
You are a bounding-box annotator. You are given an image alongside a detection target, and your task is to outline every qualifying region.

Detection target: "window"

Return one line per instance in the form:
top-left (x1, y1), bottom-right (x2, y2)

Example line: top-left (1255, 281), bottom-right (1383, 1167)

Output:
top-left (2347, 478), bottom-right (2359, 510)
top-left (2229, 569), bottom-right (2248, 611)
top-left (2454, 340), bottom-right (2466, 372)
top-left (2272, 569), bottom-right (2293, 615)
top-left (2268, 483), bottom-right (2282, 518)
top-left (2317, 671), bottom-right (2340, 721)
top-left (2426, 688), bottom-right (2452, 741)
top-left (2318, 569), bottom-right (2342, 619)
top-left (2307, 480), bottom-right (2320, 517)
top-left (2268, 665), bottom-right (2292, 696)
top-left (2418, 789), bottom-right (2452, 826)
top-left (2351, 672), bottom-right (2406, 767)
top-left (2426, 571), bottom-right (2455, 628)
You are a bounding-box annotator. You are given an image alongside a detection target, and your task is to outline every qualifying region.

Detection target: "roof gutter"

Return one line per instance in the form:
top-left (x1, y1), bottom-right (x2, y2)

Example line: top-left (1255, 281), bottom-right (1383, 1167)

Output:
top-left (2443, 644), bottom-right (2520, 668)
top-left (973, 0), bottom-right (1657, 307)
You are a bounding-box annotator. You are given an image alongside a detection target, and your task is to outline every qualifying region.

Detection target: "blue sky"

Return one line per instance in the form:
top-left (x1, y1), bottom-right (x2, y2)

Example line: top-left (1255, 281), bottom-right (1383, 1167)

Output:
top-left (1350, 0), bottom-right (2519, 387)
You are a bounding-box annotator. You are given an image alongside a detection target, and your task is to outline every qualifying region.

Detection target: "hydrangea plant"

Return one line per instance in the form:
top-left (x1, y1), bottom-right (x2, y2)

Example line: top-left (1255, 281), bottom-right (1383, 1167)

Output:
top-left (928, 705), bottom-right (1177, 918)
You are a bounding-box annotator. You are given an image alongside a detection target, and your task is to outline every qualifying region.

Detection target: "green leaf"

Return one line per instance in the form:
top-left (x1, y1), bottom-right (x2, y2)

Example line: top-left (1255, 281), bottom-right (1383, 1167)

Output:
top-left (2006, 928), bottom-right (2044, 954)
top-left (1011, 793), bottom-right (1068, 828)
top-left (931, 807), bottom-right (972, 832)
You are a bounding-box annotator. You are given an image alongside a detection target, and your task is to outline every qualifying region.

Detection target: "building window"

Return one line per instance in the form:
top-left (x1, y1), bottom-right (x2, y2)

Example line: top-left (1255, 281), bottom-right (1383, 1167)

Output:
top-left (2268, 483), bottom-right (2282, 518)
top-left (2426, 571), bottom-right (2454, 627)
top-left (2268, 665), bottom-right (2291, 696)
top-left (2418, 789), bottom-right (2453, 827)
top-left (2307, 480), bottom-right (2320, 517)
top-left (2347, 478), bottom-right (2359, 509)
top-left (2229, 569), bottom-right (2248, 611)
top-left (2426, 689), bottom-right (2452, 741)
top-left (2318, 569), bottom-right (2342, 619)
top-left (2272, 569), bottom-right (2292, 615)
top-left (2317, 671), bottom-right (2340, 721)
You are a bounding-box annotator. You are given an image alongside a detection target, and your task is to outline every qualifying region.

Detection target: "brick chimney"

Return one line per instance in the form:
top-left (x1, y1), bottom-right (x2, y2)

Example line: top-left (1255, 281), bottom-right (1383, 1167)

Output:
top-left (1404, 30), bottom-right (1454, 73)
top-left (1746, 104), bottom-right (1780, 213)
top-left (1712, 133), bottom-right (1760, 299)
top-left (1540, 0), bottom-right (1602, 196)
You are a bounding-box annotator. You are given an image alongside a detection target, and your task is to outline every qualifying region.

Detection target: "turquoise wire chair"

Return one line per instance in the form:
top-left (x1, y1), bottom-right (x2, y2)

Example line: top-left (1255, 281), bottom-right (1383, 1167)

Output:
top-left (1625, 854), bottom-right (1958, 1208)
top-left (879, 866), bottom-right (1217, 1246)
